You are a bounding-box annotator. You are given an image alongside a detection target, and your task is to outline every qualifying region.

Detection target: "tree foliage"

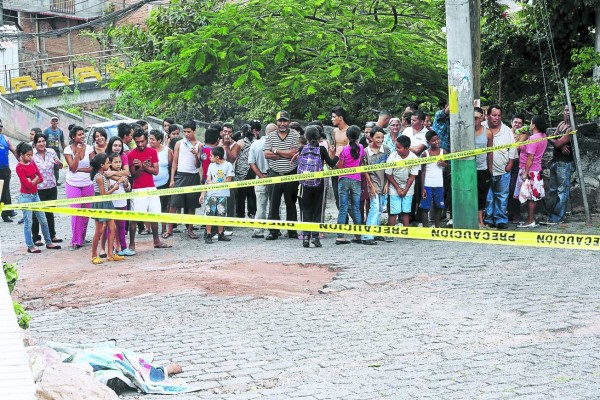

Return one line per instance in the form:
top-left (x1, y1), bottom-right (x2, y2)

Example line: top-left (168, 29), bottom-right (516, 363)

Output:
top-left (481, 0), bottom-right (599, 122)
top-left (108, 0), bottom-right (447, 124)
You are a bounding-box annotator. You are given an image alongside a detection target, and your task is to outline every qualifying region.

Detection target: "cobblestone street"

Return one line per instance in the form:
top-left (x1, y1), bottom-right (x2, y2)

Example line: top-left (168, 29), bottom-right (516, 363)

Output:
top-left (2, 164), bottom-right (600, 399)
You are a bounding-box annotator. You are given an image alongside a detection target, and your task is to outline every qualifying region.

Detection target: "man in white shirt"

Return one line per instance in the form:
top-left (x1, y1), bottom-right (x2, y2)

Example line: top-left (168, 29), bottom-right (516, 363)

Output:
top-left (483, 104), bottom-right (516, 230)
top-left (248, 123), bottom-right (277, 238)
top-left (402, 110), bottom-right (429, 221)
top-left (402, 110), bottom-right (428, 156)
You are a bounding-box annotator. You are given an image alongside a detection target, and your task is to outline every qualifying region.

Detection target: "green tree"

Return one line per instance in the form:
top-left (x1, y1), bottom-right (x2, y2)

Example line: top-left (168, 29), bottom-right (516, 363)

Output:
top-left (108, 0), bottom-right (448, 124)
top-left (480, 0), bottom-right (599, 122)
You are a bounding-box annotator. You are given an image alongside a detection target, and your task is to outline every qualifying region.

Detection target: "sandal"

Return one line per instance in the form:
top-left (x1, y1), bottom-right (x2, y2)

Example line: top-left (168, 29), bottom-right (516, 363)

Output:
top-left (27, 247), bottom-right (42, 254)
top-left (51, 237), bottom-right (63, 243)
top-left (34, 241), bottom-right (44, 247)
top-left (91, 256), bottom-right (104, 265)
top-left (107, 254), bottom-right (125, 262)
top-left (335, 240), bottom-right (351, 245)
top-left (187, 232), bottom-right (199, 239)
top-left (46, 244), bottom-right (61, 250)
top-left (139, 229), bottom-right (151, 235)
top-left (161, 232), bottom-right (173, 239)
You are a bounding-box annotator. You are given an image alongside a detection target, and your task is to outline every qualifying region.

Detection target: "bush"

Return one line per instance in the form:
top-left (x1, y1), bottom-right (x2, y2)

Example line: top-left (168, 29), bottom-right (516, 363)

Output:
top-left (3, 262), bottom-right (31, 329)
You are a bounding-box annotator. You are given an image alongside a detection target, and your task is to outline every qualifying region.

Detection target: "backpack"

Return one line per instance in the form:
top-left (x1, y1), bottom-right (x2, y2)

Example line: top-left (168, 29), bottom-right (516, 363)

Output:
top-left (297, 145), bottom-right (323, 187)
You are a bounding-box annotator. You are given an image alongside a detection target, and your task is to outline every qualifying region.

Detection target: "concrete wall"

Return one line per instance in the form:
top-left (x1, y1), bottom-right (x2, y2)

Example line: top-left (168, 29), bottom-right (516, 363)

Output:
top-left (0, 96), bottom-right (36, 140)
top-left (82, 111), bottom-right (109, 127)
top-left (2, 82), bottom-right (112, 108)
top-left (56, 108), bottom-right (84, 133)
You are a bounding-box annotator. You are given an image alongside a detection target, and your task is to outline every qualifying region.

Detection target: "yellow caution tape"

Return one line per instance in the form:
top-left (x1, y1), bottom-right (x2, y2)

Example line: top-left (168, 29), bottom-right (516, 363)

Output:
top-left (0, 130), bottom-right (574, 211)
top-left (10, 206), bottom-right (600, 251)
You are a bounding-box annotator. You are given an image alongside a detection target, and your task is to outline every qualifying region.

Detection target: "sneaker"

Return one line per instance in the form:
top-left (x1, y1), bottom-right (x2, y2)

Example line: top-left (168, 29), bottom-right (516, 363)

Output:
top-left (363, 239), bottom-right (378, 245)
top-left (205, 236), bottom-right (214, 244)
top-left (497, 223), bottom-right (508, 230)
top-left (446, 219), bottom-right (453, 226)
top-left (218, 233), bottom-right (231, 242)
top-left (303, 237), bottom-right (310, 248)
top-left (311, 237), bottom-right (322, 248)
top-left (517, 222), bottom-right (537, 228)
top-left (118, 248), bottom-right (136, 256)
top-left (18, 218), bottom-right (24, 224)
top-left (384, 236), bottom-right (394, 243)
top-left (251, 233), bottom-right (265, 239)
top-left (374, 236), bottom-right (385, 241)
top-left (288, 232), bottom-right (299, 239)
top-left (223, 230), bottom-right (233, 236)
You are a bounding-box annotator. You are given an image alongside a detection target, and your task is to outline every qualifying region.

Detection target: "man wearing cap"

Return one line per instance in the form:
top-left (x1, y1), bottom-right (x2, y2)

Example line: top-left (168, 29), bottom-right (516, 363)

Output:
top-left (0, 120), bottom-right (18, 222)
top-left (43, 117), bottom-right (66, 183)
top-left (264, 111), bottom-right (300, 240)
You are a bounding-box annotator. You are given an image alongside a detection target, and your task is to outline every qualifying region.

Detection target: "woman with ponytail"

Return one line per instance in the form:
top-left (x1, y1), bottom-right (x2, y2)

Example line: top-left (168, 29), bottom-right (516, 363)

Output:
top-left (296, 126), bottom-right (339, 248)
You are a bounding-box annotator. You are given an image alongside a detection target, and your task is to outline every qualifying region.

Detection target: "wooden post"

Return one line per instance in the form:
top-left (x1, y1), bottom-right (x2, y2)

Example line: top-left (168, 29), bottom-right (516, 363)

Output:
top-left (564, 79), bottom-right (592, 226)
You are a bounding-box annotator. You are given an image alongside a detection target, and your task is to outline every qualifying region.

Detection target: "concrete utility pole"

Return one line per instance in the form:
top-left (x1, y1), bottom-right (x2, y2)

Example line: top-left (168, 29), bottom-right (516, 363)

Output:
top-left (470, 0), bottom-right (481, 100)
top-left (446, 0), bottom-right (479, 229)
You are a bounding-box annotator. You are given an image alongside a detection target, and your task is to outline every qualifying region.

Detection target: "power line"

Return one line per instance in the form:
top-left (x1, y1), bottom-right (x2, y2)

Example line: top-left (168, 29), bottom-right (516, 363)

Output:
top-left (0, 0), bottom-right (160, 39)
top-left (1, 0), bottom-right (144, 21)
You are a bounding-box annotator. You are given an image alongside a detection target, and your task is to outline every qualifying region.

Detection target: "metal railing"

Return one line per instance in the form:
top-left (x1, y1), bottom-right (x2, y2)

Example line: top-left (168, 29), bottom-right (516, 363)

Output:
top-left (1, 47), bottom-right (132, 93)
top-left (50, 0), bottom-right (76, 14)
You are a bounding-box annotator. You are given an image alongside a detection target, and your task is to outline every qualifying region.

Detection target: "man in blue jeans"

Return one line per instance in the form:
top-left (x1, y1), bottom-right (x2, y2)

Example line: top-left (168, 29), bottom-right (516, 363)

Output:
top-left (483, 105), bottom-right (516, 230)
top-left (543, 104), bottom-right (576, 225)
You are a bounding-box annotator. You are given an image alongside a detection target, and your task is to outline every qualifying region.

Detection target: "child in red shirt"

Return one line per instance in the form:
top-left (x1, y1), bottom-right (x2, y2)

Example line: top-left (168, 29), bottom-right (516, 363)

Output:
top-left (15, 142), bottom-right (61, 253)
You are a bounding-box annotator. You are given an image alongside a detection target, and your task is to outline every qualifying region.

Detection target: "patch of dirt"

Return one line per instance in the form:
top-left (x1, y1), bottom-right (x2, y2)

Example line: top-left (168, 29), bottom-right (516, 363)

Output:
top-left (13, 242), bottom-right (336, 310)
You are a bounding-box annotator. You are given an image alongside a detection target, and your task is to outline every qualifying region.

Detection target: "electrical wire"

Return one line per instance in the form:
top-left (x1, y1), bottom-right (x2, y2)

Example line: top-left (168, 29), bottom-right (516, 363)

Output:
top-left (0, 0), bottom-right (145, 21)
top-left (537, 0), bottom-right (565, 102)
top-left (0, 0), bottom-right (161, 39)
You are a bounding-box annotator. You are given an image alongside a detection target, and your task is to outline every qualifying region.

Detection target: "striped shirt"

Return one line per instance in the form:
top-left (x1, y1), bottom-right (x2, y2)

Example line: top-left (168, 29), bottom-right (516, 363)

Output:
top-left (264, 130), bottom-right (300, 174)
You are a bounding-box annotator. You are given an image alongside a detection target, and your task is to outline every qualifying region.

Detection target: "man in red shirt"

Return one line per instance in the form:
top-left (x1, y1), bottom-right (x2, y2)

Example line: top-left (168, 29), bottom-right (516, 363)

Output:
top-left (128, 129), bottom-right (171, 250)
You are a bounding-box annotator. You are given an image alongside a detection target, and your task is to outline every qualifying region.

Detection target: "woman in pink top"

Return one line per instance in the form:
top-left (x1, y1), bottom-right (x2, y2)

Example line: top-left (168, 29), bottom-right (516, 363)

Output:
top-left (334, 125), bottom-right (365, 244)
top-left (515, 116), bottom-right (548, 228)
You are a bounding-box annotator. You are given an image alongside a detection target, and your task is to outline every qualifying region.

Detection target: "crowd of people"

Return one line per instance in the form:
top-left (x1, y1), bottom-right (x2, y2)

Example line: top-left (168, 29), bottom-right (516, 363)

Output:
top-left (0, 101), bottom-right (577, 260)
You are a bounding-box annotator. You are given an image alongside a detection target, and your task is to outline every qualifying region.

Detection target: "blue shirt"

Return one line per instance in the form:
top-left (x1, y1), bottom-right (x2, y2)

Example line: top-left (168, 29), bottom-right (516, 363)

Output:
top-left (0, 135), bottom-right (10, 168)
top-left (42, 127), bottom-right (65, 151)
top-left (432, 109), bottom-right (450, 151)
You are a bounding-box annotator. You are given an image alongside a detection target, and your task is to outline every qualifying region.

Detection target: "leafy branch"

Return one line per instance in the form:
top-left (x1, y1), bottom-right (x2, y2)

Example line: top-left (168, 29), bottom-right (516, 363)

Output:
top-left (3, 262), bottom-right (31, 330)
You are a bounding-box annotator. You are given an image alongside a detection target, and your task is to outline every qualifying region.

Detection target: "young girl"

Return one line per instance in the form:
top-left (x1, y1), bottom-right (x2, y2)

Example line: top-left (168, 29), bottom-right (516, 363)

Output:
top-left (361, 128), bottom-right (391, 245)
top-left (101, 152), bottom-right (134, 257)
top-left (297, 126), bottom-right (339, 248)
top-left (15, 142), bottom-right (61, 253)
top-left (90, 153), bottom-right (125, 264)
top-left (334, 125), bottom-right (364, 245)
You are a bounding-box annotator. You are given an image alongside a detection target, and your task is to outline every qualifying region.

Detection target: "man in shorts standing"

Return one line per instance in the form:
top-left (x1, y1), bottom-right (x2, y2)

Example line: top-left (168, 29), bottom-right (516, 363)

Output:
top-left (128, 128), bottom-right (171, 250)
top-left (166, 121), bottom-right (201, 239)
